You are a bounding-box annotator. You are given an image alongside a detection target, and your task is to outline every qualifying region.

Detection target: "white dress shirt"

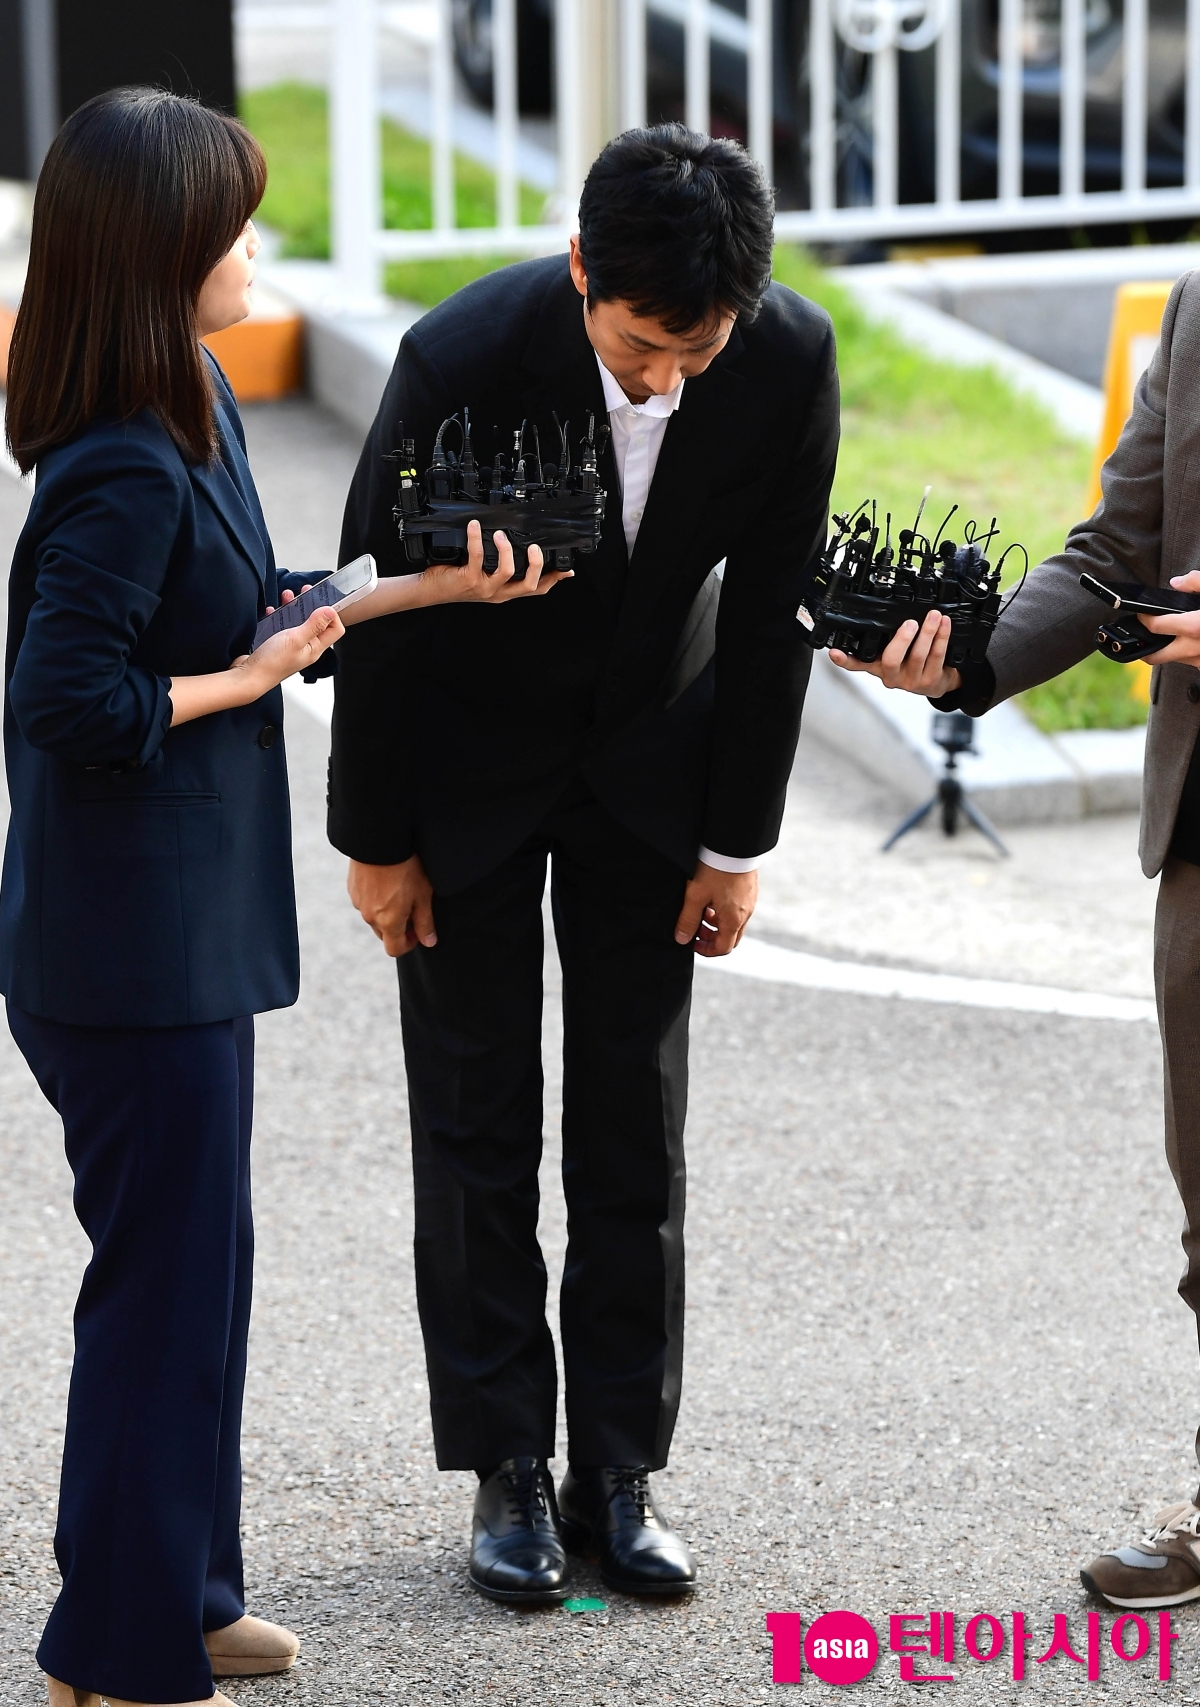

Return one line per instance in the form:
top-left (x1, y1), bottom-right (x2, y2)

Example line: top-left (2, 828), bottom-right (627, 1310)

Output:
top-left (596, 353), bottom-right (758, 875)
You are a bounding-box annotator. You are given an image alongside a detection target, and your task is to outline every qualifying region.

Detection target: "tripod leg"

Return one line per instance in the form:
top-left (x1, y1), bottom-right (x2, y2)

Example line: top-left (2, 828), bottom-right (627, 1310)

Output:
top-left (939, 777), bottom-right (961, 838)
top-left (959, 791), bottom-right (1010, 857)
top-left (881, 795), bottom-right (937, 852)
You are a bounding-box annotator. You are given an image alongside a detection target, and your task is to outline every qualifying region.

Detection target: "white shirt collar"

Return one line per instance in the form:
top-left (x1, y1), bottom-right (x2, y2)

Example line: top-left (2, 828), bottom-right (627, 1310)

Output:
top-left (595, 353), bottom-right (685, 419)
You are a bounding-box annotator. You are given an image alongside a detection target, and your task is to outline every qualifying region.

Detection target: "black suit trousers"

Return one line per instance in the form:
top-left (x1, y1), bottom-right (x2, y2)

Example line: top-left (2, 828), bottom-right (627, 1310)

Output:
top-left (397, 782), bottom-right (694, 1471)
top-left (7, 1006), bottom-right (253, 1703)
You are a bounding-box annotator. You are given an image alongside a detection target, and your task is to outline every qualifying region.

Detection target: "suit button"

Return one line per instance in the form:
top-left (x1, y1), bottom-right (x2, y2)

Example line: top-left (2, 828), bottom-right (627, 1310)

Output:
top-left (1189, 685), bottom-right (1200, 704)
top-left (257, 724), bottom-right (277, 749)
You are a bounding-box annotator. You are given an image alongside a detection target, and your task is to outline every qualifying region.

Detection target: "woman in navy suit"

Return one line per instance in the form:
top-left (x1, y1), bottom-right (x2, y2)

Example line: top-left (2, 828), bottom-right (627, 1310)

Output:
top-left (2, 89), bottom-right (563, 1707)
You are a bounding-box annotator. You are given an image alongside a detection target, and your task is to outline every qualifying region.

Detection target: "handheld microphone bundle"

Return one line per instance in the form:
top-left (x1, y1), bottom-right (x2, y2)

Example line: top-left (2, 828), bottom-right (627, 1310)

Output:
top-left (387, 409), bottom-right (608, 580)
top-left (796, 491), bottom-right (1026, 667)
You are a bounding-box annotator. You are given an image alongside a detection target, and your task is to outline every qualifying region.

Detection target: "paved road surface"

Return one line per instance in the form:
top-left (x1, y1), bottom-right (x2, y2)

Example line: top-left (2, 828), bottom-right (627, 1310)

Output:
top-left (0, 404), bottom-right (1193, 1704)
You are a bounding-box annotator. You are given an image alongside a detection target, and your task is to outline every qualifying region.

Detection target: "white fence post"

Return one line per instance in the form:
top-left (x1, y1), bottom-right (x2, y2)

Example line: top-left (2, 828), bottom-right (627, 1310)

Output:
top-left (622, 0), bottom-right (648, 128)
top-left (19, 0), bottom-right (58, 174)
top-left (686, 0), bottom-right (711, 135)
top-left (809, 0), bottom-right (835, 210)
top-left (556, 0), bottom-right (585, 220)
top-left (431, 0), bottom-right (455, 231)
top-left (493, 0), bottom-right (520, 229)
top-left (873, 45), bottom-right (899, 208)
top-left (1124, 0), bottom-right (1148, 193)
top-left (747, 0), bottom-right (773, 178)
top-left (997, 0), bottom-right (1022, 200)
top-left (1060, 0), bottom-right (1085, 197)
top-left (331, 0), bottom-right (381, 298)
top-left (935, 0), bottom-right (960, 205)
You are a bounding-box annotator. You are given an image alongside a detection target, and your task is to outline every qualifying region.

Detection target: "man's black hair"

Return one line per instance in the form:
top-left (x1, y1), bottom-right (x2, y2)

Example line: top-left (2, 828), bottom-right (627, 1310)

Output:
top-left (577, 124), bottom-right (774, 335)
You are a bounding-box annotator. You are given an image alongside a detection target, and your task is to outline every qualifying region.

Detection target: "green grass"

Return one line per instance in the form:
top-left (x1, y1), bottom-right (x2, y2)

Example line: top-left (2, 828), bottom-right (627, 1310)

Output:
top-left (770, 248), bottom-right (1147, 732)
top-left (237, 83), bottom-right (1144, 728)
top-left (239, 83), bottom-right (543, 305)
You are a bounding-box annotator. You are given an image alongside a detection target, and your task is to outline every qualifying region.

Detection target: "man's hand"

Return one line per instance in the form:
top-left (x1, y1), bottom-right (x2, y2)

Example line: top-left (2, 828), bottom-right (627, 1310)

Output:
top-left (421, 521), bottom-right (573, 605)
top-left (674, 862), bottom-right (758, 957)
top-left (829, 608), bottom-right (962, 698)
top-left (1139, 570), bottom-right (1200, 665)
top-left (347, 855), bottom-right (436, 957)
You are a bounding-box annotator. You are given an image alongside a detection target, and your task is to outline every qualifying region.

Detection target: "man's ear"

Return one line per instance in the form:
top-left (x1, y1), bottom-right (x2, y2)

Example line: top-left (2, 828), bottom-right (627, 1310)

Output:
top-left (568, 236), bottom-right (589, 300)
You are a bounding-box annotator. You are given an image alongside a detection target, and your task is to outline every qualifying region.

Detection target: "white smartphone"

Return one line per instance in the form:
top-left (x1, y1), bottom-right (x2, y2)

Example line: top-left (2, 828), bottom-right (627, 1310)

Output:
top-left (252, 553), bottom-right (377, 651)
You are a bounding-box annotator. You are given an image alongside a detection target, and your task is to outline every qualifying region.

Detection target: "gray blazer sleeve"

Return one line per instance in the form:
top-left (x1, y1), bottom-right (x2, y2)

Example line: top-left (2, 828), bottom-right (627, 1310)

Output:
top-left (983, 272), bottom-right (1185, 705)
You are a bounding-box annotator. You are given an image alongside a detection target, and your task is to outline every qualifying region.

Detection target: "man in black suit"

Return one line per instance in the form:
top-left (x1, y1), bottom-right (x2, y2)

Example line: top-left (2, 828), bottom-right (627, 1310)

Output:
top-left (329, 125), bottom-right (839, 1604)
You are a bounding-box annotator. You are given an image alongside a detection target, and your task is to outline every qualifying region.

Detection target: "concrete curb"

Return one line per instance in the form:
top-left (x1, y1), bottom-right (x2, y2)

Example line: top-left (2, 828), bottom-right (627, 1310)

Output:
top-left (840, 243), bottom-right (1200, 389)
top-left (831, 268), bottom-right (1105, 445)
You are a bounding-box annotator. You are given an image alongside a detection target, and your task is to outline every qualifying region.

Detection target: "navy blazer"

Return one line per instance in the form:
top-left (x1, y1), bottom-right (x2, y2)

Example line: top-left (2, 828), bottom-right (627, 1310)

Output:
top-left (1, 357), bottom-right (311, 1027)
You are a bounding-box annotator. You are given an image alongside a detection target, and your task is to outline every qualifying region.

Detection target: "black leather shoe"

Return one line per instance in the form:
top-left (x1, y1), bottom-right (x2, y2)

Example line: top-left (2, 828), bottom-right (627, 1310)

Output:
top-left (558, 1465), bottom-right (697, 1596)
top-left (469, 1457), bottom-right (570, 1604)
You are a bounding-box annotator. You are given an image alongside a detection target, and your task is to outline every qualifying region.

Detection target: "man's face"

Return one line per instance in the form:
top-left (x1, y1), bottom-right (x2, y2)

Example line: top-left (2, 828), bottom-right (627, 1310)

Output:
top-left (569, 236), bottom-right (735, 405)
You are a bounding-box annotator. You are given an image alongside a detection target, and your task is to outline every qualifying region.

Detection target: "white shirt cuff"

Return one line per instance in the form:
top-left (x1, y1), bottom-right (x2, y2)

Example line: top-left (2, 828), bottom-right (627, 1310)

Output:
top-left (698, 846), bottom-right (760, 874)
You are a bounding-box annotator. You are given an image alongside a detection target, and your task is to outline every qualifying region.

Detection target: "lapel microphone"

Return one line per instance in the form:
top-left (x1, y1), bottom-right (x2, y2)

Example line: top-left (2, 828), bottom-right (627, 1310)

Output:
top-left (385, 409), bottom-right (609, 581)
top-left (796, 490), bottom-right (1027, 668)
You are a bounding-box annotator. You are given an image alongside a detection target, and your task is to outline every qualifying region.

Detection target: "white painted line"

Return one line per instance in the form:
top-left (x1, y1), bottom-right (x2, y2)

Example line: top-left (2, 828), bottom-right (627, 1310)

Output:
top-left (699, 935), bottom-right (1158, 1024)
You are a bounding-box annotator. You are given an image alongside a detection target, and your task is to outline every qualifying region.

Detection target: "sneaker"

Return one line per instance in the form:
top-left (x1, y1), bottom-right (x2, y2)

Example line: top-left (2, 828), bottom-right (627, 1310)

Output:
top-left (1081, 1502), bottom-right (1200, 1608)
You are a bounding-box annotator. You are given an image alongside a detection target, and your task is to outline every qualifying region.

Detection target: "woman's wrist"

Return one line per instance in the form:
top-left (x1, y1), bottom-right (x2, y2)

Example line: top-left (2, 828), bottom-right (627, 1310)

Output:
top-left (232, 656), bottom-right (274, 703)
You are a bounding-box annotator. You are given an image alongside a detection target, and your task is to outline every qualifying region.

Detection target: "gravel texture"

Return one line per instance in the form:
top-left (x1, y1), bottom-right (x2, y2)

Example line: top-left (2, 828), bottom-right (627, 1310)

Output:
top-left (1, 403), bottom-right (1195, 1704)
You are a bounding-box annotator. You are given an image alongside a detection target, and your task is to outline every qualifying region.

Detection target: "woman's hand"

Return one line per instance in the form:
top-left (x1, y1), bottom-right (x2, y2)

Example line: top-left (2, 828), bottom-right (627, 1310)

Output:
top-left (830, 608), bottom-right (962, 699)
top-left (421, 520), bottom-right (572, 604)
top-left (232, 603), bottom-right (344, 692)
top-left (1138, 570), bottom-right (1200, 665)
top-left (168, 601), bottom-right (344, 727)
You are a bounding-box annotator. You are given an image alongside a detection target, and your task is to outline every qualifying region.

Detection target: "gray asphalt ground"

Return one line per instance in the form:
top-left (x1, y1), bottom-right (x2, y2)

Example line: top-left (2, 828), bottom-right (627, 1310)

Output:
top-left (1, 402), bottom-right (1198, 1704)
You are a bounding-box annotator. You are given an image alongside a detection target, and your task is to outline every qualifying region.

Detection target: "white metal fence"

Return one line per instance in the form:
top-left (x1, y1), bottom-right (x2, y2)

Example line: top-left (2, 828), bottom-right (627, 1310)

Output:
top-left (323, 0), bottom-right (1200, 294)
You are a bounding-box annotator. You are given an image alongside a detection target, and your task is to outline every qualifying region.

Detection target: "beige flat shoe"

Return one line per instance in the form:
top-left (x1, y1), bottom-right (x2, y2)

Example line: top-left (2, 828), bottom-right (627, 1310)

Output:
top-left (205, 1615), bottom-right (300, 1677)
top-left (48, 1687), bottom-right (236, 1707)
top-left (47, 1681), bottom-right (101, 1707)
top-left (102, 1695), bottom-right (238, 1707)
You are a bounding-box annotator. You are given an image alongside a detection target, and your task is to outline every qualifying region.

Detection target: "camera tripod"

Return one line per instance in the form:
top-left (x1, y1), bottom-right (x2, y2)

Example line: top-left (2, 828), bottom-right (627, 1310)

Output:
top-left (882, 710), bottom-right (1009, 856)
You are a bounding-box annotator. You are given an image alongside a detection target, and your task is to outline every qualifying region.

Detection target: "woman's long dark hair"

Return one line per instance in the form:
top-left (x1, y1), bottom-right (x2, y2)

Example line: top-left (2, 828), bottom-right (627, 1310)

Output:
top-left (5, 88), bottom-right (266, 472)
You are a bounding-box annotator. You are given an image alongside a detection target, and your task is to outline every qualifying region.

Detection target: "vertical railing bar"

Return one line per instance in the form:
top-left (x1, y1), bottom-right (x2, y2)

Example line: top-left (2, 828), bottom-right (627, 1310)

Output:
top-left (873, 42), bottom-right (899, 208)
top-left (622, 0), bottom-right (648, 128)
top-left (686, 0), bottom-right (711, 134)
top-left (494, 0), bottom-right (519, 227)
top-left (1188, 0), bottom-right (1200, 185)
top-left (431, 0), bottom-right (455, 231)
top-left (998, 0), bottom-right (1023, 200)
top-left (555, 0), bottom-right (584, 222)
top-left (747, 0), bottom-right (773, 176)
top-left (332, 0), bottom-right (382, 296)
top-left (1060, 0), bottom-right (1085, 196)
top-left (1124, 0), bottom-right (1148, 191)
top-left (936, 0), bottom-right (961, 204)
top-left (19, 0), bottom-right (58, 174)
top-left (810, 0), bottom-right (835, 208)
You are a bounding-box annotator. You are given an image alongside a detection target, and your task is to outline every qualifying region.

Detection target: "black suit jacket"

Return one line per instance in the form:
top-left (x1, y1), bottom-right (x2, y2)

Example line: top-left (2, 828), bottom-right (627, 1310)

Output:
top-left (328, 255), bottom-right (839, 892)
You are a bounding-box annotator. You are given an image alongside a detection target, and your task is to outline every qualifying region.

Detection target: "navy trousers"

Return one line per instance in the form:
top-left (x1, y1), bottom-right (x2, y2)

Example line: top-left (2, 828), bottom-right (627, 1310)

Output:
top-left (8, 1006), bottom-right (255, 1704)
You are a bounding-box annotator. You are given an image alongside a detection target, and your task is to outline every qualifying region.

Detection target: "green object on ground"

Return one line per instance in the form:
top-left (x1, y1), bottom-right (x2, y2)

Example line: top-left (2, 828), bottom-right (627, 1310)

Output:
top-left (770, 247), bottom-right (1145, 734)
top-left (239, 82), bottom-right (543, 305)
top-left (562, 1597), bottom-right (608, 1613)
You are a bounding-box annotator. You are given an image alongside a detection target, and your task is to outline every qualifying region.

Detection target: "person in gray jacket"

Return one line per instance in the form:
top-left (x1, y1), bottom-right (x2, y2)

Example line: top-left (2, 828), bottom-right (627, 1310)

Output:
top-left (833, 267), bottom-right (1200, 1611)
